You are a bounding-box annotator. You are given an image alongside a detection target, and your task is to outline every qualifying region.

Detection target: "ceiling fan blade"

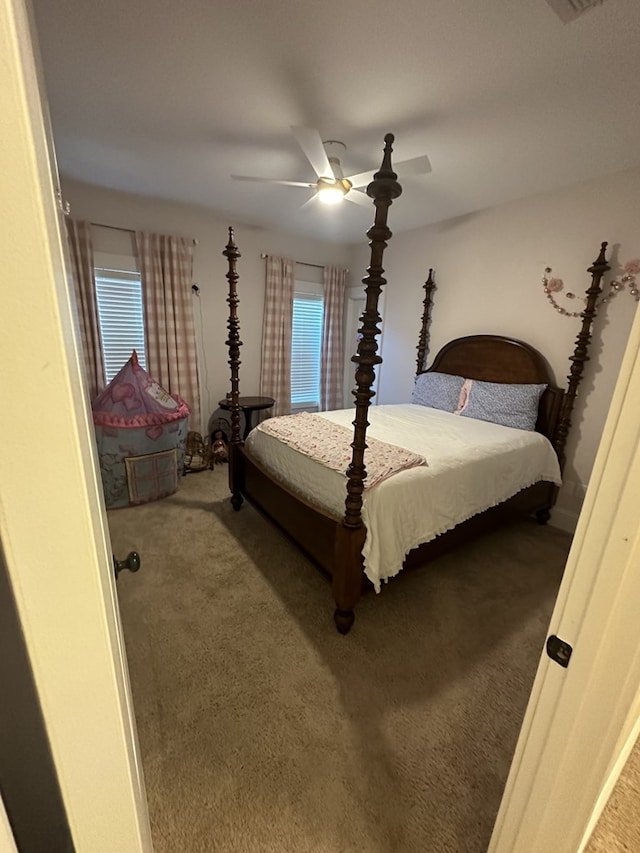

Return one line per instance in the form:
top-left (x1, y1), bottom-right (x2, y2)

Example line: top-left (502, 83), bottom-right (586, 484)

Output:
top-left (344, 189), bottom-right (371, 207)
top-left (343, 169), bottom-right (374, 190)
top-left (299, 195), bottom-right (318, 211)
top-left (231, 175), bottom-right (315, 188)
top-left (345, 154), bottom-right (432, 188)
top-left (291, 126), bottom-right (335, 180)
top-left (395, 154), bottom-right (432, 178)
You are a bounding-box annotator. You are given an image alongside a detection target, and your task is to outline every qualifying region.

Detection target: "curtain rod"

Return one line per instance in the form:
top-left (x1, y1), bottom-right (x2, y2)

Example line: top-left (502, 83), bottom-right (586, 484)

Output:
top-left (260, 252), bottom-right (348, 273)
top-left (90, 221), bottom-right (198, 245)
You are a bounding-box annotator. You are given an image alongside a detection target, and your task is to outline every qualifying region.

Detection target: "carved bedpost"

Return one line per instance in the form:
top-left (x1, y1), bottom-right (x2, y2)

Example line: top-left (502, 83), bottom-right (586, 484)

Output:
top-left (554, 241), bottom-right (610, 471)
top-left (416, 268), bottom-right (435, 375)
top-left (343, 134), bottom-right (402, 531)
top-left (223, 226), bottom-right (244, 510)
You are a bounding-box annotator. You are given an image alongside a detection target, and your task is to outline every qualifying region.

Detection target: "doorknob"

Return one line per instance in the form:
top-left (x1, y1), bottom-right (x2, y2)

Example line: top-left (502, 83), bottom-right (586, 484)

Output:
top-left (113, 551), bottom-right (141, 579)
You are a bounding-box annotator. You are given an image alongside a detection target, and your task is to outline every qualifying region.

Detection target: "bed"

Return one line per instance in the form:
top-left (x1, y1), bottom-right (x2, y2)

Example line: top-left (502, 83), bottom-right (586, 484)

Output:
top-left (221, 133), bottom-right (611, 633)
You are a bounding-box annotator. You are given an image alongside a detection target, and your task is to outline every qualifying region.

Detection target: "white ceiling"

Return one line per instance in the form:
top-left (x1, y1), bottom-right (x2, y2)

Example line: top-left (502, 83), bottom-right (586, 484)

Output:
top-left (32, 0), bottom-right (640, 244)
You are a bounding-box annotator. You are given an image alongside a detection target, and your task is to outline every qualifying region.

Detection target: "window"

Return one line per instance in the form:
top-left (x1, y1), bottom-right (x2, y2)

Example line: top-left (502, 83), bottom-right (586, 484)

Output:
top-left (94, 266), bottom-right (147, 382)
top-left (291, 286), bottom-right (324, 411)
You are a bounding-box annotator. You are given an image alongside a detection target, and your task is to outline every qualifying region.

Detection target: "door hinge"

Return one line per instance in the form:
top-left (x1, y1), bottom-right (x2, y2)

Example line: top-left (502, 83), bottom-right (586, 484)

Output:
top-left (55, 188), bottom-right (71, 216)
top-left (546, 634), bottom-right (573, 668)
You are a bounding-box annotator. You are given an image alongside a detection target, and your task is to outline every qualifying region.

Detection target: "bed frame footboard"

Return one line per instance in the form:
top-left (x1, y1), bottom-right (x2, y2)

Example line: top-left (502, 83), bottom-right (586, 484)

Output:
top-left (232, 444), bottom-right (367, 633)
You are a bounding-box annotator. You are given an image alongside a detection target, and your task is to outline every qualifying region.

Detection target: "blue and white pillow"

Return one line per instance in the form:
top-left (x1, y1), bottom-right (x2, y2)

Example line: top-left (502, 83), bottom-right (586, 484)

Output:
top-left (412, 372), bottom-right (465, 412)
top-left (457, 379), bottom-right (547, 431)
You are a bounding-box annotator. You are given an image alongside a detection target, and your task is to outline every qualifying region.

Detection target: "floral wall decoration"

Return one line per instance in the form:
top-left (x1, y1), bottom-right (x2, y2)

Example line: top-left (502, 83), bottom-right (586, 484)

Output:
top-left (542, 258), bottom-right (640, 316)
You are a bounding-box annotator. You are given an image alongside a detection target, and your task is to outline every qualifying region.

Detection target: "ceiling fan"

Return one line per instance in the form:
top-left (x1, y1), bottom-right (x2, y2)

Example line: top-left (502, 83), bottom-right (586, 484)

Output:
top-left (232, 126), bottom-right (431, 208)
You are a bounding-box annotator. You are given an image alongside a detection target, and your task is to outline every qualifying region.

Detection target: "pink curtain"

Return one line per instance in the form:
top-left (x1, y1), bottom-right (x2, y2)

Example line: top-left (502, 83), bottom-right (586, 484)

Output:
top-left (259, 255), bottom-right (295, 417)
top-left (320, 265), bottom-right (347, 411)
top-left (135, 231), bottom-right (201, 432)
top-left (66, 219), bottom-right (105, 399)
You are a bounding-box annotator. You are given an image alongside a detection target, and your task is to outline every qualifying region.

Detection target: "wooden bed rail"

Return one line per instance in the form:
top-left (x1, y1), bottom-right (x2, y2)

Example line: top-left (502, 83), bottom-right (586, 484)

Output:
top-left (343, 134), bottom-right (402, 530)
top-left (554, 241), bottom-right (610, 471)
top-left (416, 268), bottom-right (435, 375)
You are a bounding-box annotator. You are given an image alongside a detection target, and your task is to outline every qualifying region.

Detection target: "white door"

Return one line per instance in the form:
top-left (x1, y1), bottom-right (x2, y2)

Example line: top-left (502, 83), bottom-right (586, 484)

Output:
top-left (0, 0), bottom-right (152, 849)
top-left (490, 303), bottom-right (640, 851)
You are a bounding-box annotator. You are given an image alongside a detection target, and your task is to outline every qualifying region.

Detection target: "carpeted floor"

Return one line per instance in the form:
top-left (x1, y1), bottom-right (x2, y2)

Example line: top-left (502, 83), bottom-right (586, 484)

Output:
top-left (109, 469), bottom-right (571, 853)
top-left (586, 737), bottom-right (640, 852)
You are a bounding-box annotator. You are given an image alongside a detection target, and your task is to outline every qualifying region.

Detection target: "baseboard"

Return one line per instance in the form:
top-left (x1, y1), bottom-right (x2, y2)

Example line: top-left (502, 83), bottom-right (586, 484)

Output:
top-left (549, 506), bottom-right (579, 534)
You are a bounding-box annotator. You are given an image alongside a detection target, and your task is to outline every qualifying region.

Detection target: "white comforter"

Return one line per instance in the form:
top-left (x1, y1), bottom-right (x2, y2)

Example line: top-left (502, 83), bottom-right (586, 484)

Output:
top-left (246, 404), bottom-right (562, 591)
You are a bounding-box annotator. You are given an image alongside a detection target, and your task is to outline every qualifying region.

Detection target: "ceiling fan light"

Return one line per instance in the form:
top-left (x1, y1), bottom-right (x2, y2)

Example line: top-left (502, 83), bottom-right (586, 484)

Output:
top-left (318, 185), bottom-right (345, 205)
top-left (316, 176), bottom-right (352, 205)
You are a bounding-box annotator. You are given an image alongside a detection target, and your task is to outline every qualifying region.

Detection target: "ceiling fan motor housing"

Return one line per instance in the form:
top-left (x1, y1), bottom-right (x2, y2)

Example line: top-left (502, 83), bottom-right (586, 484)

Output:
top-left (323, 140), bottom-right (347, 177)
top-left (320, 140), bottom-right (351, 198)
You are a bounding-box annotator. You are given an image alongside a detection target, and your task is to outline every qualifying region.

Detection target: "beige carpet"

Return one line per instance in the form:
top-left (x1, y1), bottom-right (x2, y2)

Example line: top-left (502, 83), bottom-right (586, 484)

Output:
top-left (586, 736), bottom-right (640, 852)
top-left (109, 469), bottom-right (571, 853)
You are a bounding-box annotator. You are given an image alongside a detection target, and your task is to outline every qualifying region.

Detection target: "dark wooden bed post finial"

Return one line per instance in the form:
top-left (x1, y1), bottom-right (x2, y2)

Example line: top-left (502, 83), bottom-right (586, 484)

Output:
top-left (416, 268), bottom-right (435, 375)
top-left (344, 134), bottom-right (402, 530)
top-left (554, 241), bottom-right (610, 471)
top-left (223, 226), bottom-right (244, 510)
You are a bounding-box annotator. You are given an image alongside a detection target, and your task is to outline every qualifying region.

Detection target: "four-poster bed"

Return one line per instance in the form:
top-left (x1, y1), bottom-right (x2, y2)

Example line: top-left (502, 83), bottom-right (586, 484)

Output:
top-left (222, 132), bottom-right (610, 634)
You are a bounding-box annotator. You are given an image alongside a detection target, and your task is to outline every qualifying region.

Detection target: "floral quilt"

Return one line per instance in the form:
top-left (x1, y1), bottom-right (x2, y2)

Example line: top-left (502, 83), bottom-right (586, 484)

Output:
top-left (257, 411), bottom-right (427, 488)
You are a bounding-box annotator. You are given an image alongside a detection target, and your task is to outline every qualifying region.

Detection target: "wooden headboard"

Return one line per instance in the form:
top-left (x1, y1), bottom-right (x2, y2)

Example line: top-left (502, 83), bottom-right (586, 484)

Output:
top-left (421, 334), bottom-right (564, 443)
top-left (413, 244), bottom-right (610, 468)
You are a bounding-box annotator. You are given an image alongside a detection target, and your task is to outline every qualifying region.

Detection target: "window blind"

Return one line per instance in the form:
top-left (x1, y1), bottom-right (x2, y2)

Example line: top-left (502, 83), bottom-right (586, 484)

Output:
top-left (291, 292), bottom-right (324, 408)
top-left (94, 267), bottom-right (147, 382)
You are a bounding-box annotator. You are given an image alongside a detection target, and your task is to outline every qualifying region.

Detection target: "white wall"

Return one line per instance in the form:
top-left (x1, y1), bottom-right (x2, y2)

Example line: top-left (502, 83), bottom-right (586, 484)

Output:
top-left (61, 178), bottom-right (351, 432)
top-left (348, 166), bottom-right (640, 526)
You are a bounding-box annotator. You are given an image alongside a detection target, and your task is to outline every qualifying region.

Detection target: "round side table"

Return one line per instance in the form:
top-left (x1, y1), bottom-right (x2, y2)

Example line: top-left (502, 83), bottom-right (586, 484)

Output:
top-left (218, 396), bottom-right (275, 440)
